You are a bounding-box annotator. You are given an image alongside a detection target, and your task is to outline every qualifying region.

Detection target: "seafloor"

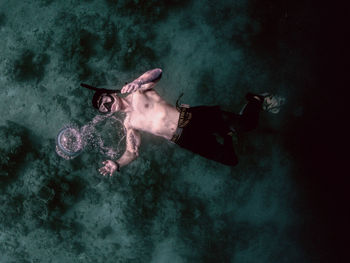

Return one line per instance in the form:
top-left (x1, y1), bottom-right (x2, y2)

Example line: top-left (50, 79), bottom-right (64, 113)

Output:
top-left (0, 0), bottom-right (347, 263)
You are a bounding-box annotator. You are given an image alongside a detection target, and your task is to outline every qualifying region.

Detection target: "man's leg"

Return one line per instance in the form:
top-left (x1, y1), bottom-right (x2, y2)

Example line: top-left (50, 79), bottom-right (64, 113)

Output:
top-left (178, 131), bottom-right (238, 166)
top-left (222, 94), bottom-right (263, 133)
top-left (230, 93), bottom-right (286, 131)
top-left (203, 133), bottom-right (239, 166)
top-left (189, 97), bottom-right (262, 135)
top-left (176, 108), bottom-right (238, 166)
top-left (188, 106), bottom-right (231, 135)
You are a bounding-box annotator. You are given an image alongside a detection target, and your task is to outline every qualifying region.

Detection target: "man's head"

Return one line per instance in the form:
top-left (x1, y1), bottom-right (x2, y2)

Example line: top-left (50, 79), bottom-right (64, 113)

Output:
top-left (80, 83), bottom-right (121, 114)
top-left (92, 92), bottom-right (121, 114)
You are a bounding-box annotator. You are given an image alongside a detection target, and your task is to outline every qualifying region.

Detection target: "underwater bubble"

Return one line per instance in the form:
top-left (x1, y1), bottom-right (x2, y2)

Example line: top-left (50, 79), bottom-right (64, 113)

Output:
top-left (89, 115), bottom-right (126, 159)
top-left (56, 115), bottom-right (126, 160)
top-left (56, 125), bottom-right (83, 160)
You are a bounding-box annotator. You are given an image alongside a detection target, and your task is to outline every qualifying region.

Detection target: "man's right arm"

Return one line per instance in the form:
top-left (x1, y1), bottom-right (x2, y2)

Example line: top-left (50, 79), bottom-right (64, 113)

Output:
top-left (116, 128), bottom-right (141, 168)
top-left (99, 123), bottom-right (141, 176)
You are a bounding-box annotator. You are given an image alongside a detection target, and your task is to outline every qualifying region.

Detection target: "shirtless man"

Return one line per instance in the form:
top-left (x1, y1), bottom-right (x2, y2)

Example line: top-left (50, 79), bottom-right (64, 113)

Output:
top-left (83, 68), bottom-right (283, 176)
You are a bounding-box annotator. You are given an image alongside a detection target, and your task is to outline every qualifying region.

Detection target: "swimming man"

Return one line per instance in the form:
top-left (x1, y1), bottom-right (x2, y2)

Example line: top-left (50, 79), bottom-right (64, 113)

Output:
top-left (82, 68), bottom-right (283, 176)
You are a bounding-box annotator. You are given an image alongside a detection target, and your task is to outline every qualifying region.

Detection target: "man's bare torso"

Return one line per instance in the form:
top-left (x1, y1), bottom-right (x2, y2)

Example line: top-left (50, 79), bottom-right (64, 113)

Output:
top-left (124, 89), bottom-right (180, 140)
top-left (98, 68), bottom-right (180, 174)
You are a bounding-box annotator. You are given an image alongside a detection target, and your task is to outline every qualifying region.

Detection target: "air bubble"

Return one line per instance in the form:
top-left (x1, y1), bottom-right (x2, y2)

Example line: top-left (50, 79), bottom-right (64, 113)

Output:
top-left (56, 115), bottom-right (126, 160)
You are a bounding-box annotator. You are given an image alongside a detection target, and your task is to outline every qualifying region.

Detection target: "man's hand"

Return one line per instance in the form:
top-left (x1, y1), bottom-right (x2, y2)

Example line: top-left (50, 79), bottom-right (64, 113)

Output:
top-left (99, 160), bottom-right (119, 176)
top-left (121, 80), bottom-right (141, 94)
top-left (121, 69), bottom-right (162, 94)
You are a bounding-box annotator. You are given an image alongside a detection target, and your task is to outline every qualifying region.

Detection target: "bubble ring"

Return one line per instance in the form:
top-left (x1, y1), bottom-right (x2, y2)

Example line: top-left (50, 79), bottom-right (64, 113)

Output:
top-left (56, 125), bottom-right (83, 159)
top-left (56, 115), bottom-right (126, 160)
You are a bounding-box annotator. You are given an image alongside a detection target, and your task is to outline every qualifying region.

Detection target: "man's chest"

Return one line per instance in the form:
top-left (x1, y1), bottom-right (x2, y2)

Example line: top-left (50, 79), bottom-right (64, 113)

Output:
top-left (131, 91), bottom-right (164, 114)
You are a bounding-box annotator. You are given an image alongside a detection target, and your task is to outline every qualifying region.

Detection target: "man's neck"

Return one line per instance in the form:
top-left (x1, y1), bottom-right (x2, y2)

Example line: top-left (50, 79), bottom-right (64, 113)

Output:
top-left (120, 95), bottom-right (132, 112)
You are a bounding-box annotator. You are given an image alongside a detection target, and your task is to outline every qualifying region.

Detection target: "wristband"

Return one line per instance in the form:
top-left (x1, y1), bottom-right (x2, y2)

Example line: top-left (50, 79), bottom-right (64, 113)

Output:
top-left (115, 161), bottom-right (120, 172)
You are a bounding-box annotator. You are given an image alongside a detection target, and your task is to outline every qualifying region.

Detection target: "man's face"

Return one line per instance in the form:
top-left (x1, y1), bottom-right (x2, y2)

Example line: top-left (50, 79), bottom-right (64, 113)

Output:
top-left (98, 94), bottom-right (120, 113)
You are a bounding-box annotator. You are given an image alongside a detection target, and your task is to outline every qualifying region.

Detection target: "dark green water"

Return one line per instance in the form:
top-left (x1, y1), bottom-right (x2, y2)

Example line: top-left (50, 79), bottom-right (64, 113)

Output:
top-left (0, 0), bottom-right (347, 262)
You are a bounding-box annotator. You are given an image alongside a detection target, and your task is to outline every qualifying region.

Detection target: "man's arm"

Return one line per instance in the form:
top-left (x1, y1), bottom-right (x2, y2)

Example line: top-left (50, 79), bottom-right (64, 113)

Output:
top-left (117, 128), bottom-right (141, 167)
top-left (99, 127), bottom-right (141, 176)
top-left (121, 68), bottom-right (162, 94)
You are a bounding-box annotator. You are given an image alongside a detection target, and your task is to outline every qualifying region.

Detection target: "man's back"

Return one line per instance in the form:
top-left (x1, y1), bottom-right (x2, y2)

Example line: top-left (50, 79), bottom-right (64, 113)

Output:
top-left (125, 89), bottom-right (180, 140)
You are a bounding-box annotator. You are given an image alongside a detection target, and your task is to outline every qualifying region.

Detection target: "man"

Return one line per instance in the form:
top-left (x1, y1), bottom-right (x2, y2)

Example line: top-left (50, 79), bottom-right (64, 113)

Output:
top-left (83, 68), bottom-right (283, 176)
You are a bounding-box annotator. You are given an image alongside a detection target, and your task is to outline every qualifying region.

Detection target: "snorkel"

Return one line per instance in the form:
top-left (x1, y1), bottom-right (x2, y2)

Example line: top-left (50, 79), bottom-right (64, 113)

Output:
top-left (80, 83), bottom-right (121, 94)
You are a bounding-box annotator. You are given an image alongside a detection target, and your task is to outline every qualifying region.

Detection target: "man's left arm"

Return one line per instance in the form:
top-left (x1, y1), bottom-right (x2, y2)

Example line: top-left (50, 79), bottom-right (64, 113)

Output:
top-left (121, 68), bottom-right (162, 93)
top-left (99, 128), bottom-right (141, 176)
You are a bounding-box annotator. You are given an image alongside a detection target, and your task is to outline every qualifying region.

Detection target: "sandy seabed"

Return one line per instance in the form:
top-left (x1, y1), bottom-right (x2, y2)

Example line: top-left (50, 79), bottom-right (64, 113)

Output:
top-left (1, 0), bottom-right (341, 262)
